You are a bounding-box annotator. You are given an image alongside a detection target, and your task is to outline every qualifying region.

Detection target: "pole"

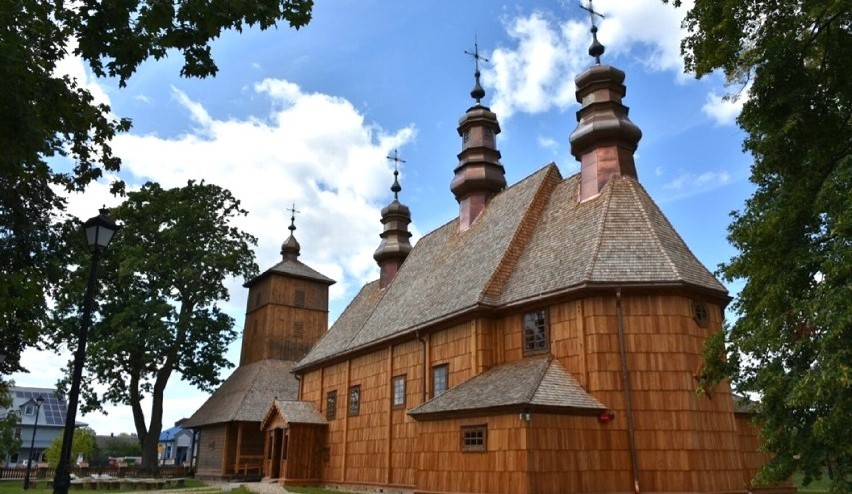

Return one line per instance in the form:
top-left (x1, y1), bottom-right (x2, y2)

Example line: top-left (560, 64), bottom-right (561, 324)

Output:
top-left (53, 249), bottom-right (100, 494)
top-left (23, 399), bottom-right (44, 489)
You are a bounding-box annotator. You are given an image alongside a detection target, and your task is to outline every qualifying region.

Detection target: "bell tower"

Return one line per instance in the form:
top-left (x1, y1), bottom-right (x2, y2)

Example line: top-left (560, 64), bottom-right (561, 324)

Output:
top-left (239, 206), bottom-right (336, 365)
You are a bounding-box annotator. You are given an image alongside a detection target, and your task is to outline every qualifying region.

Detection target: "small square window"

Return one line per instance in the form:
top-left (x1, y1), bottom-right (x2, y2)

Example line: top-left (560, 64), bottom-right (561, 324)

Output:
top-left (461, 425), bottom-right (487, 452)
top-left (432, 364), bottom-right (448, 398)
top-left (326, 391), bottom-right (337, 420)
top-left (523, 310), bottom-right (549, 355)
top-left (23, 405), bottom-right (34, 416)
top-left (348, 385), bottom-right (361, 416)
top-left (392, 375), bottom-right (406, 408)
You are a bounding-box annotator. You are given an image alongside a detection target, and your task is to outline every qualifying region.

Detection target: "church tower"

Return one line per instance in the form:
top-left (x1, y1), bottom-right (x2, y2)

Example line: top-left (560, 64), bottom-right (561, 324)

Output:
top-left (450, 40), bottom-right (506, 231)
top-left (373, 150), bottom-right (413, 289)
top-left (240, 207), bottom-right (336, 365)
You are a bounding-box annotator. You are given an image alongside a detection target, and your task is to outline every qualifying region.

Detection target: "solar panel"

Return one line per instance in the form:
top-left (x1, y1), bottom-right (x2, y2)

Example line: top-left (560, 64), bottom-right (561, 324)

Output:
top-left (15, 390), bottom-right (68, 425)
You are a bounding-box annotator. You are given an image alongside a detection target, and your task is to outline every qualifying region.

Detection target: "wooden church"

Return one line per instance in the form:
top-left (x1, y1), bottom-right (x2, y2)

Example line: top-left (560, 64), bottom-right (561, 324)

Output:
top-left (187, 31), bottom-right (790, 494)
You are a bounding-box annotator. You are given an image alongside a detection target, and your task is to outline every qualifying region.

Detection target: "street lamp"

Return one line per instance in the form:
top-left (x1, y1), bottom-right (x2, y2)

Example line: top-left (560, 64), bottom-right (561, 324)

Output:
top-left (24, 395), bottom-right (45, 489)
top-left (53, 208), bottom-right (119, 494)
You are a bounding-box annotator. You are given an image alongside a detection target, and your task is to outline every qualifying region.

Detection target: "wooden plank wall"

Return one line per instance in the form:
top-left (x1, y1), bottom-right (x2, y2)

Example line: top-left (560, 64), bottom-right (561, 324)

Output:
top-left (194, 425), bottom-right (228, 478)
top-left (414, 415), bottom-right (529, 494)
top-left (284, 424), bottom-right (324, 481)
top-left (560, 292), bottom-right (746, 493)
top-left (241, 276), bottom-right (330, 365)
top-left (527, 413), bottom-right (630, 494)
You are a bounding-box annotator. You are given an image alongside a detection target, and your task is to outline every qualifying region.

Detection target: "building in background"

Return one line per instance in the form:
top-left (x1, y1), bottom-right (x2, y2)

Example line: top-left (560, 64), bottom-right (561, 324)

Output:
top-left (1, 386), bottom-right (68, 468)
top-left (157, 419), bottom-right (194, 466)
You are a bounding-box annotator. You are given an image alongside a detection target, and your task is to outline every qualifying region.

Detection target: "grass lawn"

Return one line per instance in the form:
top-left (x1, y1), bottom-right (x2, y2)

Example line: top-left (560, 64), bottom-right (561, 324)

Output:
top-left (793, 473), bottom-right (832, 493)
top-left (0, 479), bottom-right (206, 494)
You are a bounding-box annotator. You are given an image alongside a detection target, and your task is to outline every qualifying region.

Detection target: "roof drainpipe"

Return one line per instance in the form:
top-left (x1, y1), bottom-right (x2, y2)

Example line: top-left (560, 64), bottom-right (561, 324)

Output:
top-left (616, 288), bottom-right (640, 494)
top-left (416, 330), bottom-right (427, 403)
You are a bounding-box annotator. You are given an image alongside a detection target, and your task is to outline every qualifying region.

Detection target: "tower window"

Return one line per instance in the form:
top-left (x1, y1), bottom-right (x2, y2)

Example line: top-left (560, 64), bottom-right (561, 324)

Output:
top-left (294, 289), bottom-right (306, 307)
top-left (462, 130), bottom-right (470, 145)
top-left (293, 321), bottom-right (304, 338)
top-left (432, 364), bottom-right (448, 397)
top-left (348, 385), bottom-right (361, 416)
top-left (483, 127), bottom-right (494, 145)
top-left (326, 390), bottom-right (337, 420)
top-left (693, 301), bottom-right (710, 328)
top-left (523, 310), bottom-right (549, 355)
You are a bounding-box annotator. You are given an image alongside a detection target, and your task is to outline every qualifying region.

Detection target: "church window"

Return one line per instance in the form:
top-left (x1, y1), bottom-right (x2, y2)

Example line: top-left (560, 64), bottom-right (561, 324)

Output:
top-left (294, 289), bottom-right (306, 307)
top-left (693, 301), bottom-right (710, 328)
top-left (462, 130), bottom-right (470, 145)
top-left (326, 390), bottom-right (337, 420)
top-left (348, 385), bottom-right (361, 416)
top-left (432, 364), bottom-right (448, 397)
top-left (523, 310), bottom-right (550, 355)
top-left (483, 127), bottom-right (494, 145)
top-left (461, 425), bottom-right (486, 452)
top-left (392, 375), bottom-right (406, 408)
top-left (294, 321), bottom-right (304, 338)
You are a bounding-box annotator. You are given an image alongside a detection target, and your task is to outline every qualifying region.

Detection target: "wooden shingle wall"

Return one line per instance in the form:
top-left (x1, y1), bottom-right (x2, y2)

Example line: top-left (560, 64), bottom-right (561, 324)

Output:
top-left (553, 292), bottom-right (746, 493)
top-left (415, 415), bottom-right (530, 494)
top-left (241, 276), bottom-right (330, 365)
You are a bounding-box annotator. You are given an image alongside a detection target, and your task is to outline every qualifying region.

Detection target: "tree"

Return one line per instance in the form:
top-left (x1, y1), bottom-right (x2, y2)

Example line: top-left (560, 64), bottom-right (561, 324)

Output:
top-left (0, 380), bottom-right (20, 461)
top-left (665, 1), bottom-right (851, 491)
top-left (0, 0), bottom-right (313, 375)
top-left (44, 427), bottom-right (96, 465)
top-left (48, 181), bottom-right (258, 472)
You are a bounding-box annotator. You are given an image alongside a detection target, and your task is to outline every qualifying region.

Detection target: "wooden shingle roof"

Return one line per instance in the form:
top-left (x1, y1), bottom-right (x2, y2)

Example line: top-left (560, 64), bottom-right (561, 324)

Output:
top-left (260, 400), bottom-right (328, 430)
top-left (295, 164), bottom-right (726, 371)
top-left (408, 356), bottom-right (605, 420)
top-left (184, 359), bottom-right (299, 427)
top-left (244, 257), bottom-right (335, 288)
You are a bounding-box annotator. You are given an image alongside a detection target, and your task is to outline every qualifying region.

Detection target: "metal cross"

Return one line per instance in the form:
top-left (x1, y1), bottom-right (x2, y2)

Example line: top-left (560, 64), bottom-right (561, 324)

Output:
top-left (580, 0), bottom-right (605, 27)
top-left (387, 150), bottom-right (406, 199)
top-left (464, 35), bottom-right (489, 73)
top-left (580, 0), bottom-right (606, 64)
top-left (286, 203), bottom-right (300, 232)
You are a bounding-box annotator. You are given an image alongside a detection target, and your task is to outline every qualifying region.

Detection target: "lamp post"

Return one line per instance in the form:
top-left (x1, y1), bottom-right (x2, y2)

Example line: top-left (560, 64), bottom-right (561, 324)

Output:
top-left (53, 208), bottom-right (119, 494)
top-left (23, 395), bottom-right (45, 489)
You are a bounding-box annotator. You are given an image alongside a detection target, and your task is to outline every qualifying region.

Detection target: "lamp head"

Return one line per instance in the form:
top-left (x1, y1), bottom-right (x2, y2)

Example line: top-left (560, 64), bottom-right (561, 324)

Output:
top-left (83, 207), bottom-right (120, 251)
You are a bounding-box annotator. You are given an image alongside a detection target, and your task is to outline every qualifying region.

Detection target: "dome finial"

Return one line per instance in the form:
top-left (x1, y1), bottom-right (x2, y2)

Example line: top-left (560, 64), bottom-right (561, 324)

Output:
top-left (464, 35), bottom-right (488, 104)
top-left (386, 149), bottom-right (406, 200)
top-left (580, 0), bottom-right (606, 65)
top-left (281, 203), bottom-right (301, 260)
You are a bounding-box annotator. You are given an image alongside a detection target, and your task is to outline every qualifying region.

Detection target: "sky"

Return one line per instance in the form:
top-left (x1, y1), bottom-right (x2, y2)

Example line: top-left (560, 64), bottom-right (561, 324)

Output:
top-left (14, 0), bottom-right (756, 436)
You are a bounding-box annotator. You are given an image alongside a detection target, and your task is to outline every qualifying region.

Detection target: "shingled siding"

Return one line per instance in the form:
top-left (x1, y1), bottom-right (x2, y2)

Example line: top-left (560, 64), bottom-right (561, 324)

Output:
top-left (415, 415), bottom-right (530, 494)
top-left (571, 291), bottom-right (746, 493)
top-left (241, 275), bottom-right (330, 365)
top-left (527, 413), bottom-right (631, 494)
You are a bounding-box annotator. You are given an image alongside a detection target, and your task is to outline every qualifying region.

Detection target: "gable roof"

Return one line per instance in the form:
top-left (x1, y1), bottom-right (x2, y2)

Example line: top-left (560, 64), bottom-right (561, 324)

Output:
top-left (408, 356), bottom-right (605, 420)
top-left (245, 257), bottom-right (335, 288)
top-left (295, 165), bottom-right (726, 371)
top-left (260, 400), bottom-right (327, 430)
top-left (183, 359), bottom-right (299, 427)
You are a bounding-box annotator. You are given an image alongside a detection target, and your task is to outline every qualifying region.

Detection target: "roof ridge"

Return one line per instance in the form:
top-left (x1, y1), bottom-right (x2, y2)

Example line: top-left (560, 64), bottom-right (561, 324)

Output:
top-left (584, 178), bottom-right (614, 279)
top-left (482, 164), bottom-right (561, 300)
top-left (525, 355), bottom-right (554, 403)
top-left (627, 179), bottom-right (680, 278)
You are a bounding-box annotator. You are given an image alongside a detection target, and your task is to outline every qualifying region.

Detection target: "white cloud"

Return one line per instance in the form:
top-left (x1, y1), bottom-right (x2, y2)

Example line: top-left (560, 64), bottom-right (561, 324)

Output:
top-left (537, 136), bottom-right (559, 150)
top-left (702, 80), bottom-right (751, 125)
top-left (659, 169), bottom-right (732, 201)
top-left (53, 37), bottom-right (112, 107)
top-left (486, 1), bottom-right (693, 120)
top-left (113, 79), bottom-right (416, 306)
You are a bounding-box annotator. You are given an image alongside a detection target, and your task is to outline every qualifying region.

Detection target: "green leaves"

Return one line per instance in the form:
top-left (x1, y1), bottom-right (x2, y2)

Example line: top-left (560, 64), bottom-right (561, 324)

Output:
top-left (48, 181), bottom-right (257, 469)
top-left (666, 0), bottom-right (851, 490)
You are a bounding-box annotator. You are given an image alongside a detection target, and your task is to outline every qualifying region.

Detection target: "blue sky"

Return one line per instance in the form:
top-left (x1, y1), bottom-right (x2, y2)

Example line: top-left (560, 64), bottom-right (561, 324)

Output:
top-left (15, 0), bottom-right (754, 435)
